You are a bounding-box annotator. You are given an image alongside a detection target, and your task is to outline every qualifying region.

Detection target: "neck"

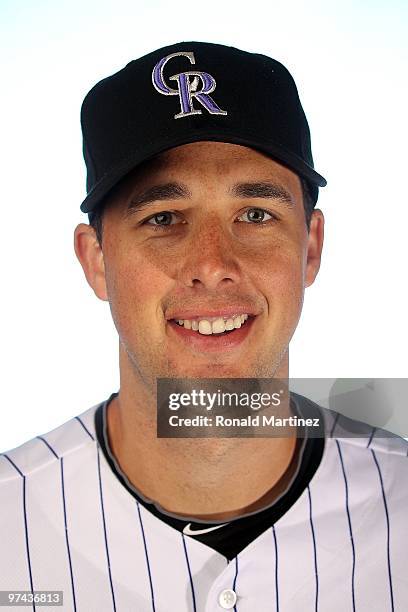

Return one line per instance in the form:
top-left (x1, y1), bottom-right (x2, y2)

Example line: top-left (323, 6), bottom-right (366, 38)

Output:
top-left (106, 346), bottom-right (298, 521)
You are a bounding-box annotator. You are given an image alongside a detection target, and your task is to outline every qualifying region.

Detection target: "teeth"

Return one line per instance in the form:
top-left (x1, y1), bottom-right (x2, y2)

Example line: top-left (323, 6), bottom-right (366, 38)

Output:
top-left (198, 320), bottom-right (212, 335)
top-left (212, 318), bottom-right (226, 334)
top-left (175, 314), bottom-right (250, 335)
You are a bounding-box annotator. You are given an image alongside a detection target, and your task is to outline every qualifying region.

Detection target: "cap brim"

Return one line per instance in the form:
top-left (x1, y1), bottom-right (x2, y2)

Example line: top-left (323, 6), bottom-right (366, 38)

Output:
top-left (80, 131), bottom-right (327, 213)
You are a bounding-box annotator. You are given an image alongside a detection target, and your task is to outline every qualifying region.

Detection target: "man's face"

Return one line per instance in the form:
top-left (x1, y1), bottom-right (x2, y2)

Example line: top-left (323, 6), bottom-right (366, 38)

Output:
top-left (76, 142), bottom-right (323, 385)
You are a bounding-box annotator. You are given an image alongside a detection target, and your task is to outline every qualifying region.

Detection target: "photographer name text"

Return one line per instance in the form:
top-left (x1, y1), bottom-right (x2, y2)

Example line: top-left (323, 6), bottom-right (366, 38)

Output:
top-left (168, 415), bottom-right (320, 427)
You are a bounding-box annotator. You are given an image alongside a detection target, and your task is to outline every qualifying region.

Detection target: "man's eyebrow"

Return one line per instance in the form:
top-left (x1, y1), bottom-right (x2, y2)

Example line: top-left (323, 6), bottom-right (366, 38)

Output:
top-left (123, 180), bottom-right (294, 218)
top-left (124, 182), bottom-right (191, 217)
top-left (230, 182), bottom-right (294, 206)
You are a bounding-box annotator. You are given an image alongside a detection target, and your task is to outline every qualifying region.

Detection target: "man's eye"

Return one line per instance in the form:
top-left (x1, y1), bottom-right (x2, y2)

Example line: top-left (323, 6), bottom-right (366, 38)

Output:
top-left (142, 208), bottom-right (276, 229)
top-left (237, 208), bottom-right (275, 223)
top-left (144, 211), bottom-right (178, 227)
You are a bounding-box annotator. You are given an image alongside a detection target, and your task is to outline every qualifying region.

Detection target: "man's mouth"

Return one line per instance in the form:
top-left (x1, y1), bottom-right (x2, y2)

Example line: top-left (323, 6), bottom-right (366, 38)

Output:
top-left (171, 313), bottom-right (250, 335)
top-left (167, 314), bottom-right (257, 352)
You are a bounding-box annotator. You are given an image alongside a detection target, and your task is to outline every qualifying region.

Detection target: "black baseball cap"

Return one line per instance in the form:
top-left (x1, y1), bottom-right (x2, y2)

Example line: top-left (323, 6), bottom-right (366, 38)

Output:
top-left (80, 41), bottom-right (327, 215)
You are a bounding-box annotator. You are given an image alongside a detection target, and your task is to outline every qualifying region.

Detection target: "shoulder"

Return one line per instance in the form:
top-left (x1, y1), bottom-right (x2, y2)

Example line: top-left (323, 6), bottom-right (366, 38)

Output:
top-left (293, 390), bottom-right (408, 454)
top-left (290, 393), bottom-right (408, 544)
top-left (0, 401), bottom-right (101, 483)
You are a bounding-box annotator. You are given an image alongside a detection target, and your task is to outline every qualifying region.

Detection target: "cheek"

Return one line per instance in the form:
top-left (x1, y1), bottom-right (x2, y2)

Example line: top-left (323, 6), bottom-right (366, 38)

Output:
top-left (103, 248), bottom-right (170, 338)
top-left (255, 244), bottom-right (305, 324)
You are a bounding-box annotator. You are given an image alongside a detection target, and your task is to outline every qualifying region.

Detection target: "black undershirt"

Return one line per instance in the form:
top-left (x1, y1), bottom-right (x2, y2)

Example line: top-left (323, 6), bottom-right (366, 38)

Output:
top-left (94, 392), bottom-right (325, 560)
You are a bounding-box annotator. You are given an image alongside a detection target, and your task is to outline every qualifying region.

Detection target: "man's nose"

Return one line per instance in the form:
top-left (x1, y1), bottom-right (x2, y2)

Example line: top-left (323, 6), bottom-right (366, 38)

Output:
top-left (177, 220), bottom-right (242, 291)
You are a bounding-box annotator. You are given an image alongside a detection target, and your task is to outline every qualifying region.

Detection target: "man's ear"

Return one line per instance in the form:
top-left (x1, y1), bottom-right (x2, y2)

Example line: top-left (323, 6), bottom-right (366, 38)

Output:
top-left (74, 223), bottom-right (108, 301)
top-left (305, 209), bottom-right (324, 287)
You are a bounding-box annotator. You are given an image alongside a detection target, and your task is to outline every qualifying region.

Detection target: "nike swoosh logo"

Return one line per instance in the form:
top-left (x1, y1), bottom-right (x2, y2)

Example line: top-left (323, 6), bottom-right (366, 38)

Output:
top-left (183, 522), bottom-right (228, 536)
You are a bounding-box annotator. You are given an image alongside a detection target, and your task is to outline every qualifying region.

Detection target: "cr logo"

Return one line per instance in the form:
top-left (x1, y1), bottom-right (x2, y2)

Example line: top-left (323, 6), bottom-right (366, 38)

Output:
top-left (152, 51), bottom-right (228, 119)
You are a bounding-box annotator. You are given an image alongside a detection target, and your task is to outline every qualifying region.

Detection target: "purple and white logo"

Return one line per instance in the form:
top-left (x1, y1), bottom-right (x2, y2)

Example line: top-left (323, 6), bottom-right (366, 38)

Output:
top-left (152, 51), bottom-right (227, 119)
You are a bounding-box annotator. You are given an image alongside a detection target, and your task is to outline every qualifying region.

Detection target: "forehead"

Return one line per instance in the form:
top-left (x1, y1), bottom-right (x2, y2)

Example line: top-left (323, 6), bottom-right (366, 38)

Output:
top-left (104, 141), bottom-right (302, 213)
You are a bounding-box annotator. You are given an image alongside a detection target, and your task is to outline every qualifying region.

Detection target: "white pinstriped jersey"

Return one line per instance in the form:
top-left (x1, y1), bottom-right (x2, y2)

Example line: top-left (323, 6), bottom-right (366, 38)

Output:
top-left (1, 399), bottom-right (408, 612)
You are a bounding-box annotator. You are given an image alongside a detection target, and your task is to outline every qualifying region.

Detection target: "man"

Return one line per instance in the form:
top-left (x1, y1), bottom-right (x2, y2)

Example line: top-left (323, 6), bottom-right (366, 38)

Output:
top-left (1, 41), bottom-right (407, 611)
